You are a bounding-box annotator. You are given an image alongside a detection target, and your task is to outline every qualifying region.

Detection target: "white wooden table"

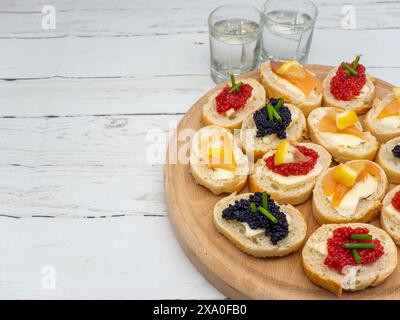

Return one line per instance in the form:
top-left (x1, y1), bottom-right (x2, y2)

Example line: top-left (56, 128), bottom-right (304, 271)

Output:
top-left (0, 0), bottom-right (398, 299)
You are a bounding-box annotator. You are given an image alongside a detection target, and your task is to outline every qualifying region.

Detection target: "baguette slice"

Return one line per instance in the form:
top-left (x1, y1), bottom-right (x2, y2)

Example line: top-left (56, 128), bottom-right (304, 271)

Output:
top-left (202, 78), bottom-right (266, 130)
top-left (308, 107), bottom-right (379, 163)
top-left (381, 185), bottom-right (400, 245)
top-left (375, 136), bottom-right (400, 183)
top-left (189, 126), bottom-right (248, 195)
top-left (260, 62), bottom-right (322, 116)
top-left (322, 67), bottom-right (375, 114)
top-left (312, 160), bottom-right (388, 224)
top-left (213, 192), bottom-right (307, 257)
top-left (249, 143), bottom-right (331, 205)
top-left (364, 93), bottom-right (400, 142)
top-left (302, 223), bottom-right (397, 296)
top-left (240, 103), bottom-right (307, 160)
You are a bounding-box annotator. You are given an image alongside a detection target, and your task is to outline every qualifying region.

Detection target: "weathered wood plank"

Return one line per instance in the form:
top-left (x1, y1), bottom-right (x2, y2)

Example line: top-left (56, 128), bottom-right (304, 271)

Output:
top-left (0, 114), bottom-right (181, 218)
top-left (0, 0), bottom-right (399, 39)
top-left (0, 215), bottom-right (224, 299)
top-left (0, 29), bottom-right (398, 80)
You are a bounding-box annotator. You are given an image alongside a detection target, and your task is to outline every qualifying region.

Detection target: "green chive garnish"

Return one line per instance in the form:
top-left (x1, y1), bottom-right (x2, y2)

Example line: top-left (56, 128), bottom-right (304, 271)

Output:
top-left (350, 234), bottom-right (372, 241)
top-left (267, 103), bottom-right (274, 121)
top-left (250, 202), bottom-right (258, 213)
top-left (343, 243), bottom-right (376, 249)
top-left (258, 206), bottom-right (278, 224)
top-left (262, 192), bottom-right (268, 210)
top-left (271, 107), bottom-right (282, 122)
top-left (352, 55), bottom-right (361, 71)
top-left (352, 249), bottom-right (362, 264)
top-left (274, 98), bottom-right (284, 111)
top-left (341, 62), bottom-right (357, 76)
top-left (229, 81), bottom-right (243, 93)
top-left (230, 73), bottom-right (236, 87)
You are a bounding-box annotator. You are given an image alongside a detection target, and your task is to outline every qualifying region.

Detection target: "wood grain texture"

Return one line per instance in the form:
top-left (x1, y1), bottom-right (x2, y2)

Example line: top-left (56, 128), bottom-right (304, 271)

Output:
top-left (165, 65), bottom-right (400, 299)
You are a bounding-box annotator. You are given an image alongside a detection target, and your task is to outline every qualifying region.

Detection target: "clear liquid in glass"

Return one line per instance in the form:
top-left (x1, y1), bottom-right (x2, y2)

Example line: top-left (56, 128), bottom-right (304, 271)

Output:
top-left (210, 18), bottom-right (262, 84)
top-left (261, 10), bottom-right (314, 63)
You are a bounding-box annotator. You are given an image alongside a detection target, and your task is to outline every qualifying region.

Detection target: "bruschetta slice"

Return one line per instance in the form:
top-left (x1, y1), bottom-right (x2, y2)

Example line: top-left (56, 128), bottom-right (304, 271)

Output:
top-left (322, 55), bottom-right (375, 114)
top-left (308, 107), bottom-right (378, 163)
top-left (260, 60), bottom-right (322, 116)
top-left (375, 136), bottom-right (400, 183)
top-left (312, 160), bottom-right (388, 224)
top-left (240, 98), bottom-right (307, 160)
top-left (189, 125), bottom-right (248, 195)
top-left (364, 87), bottom-right (400, 142)
top-left (249, 141), bottom-right (331, 205)
top-left (214, 192), bottom-right (307, 257)
top-left (302, 223), bottom-right (397, 296)
top-left (202, 74), bottom-right (266, 130)
top-left (381, 185), bottom-right (400, 245)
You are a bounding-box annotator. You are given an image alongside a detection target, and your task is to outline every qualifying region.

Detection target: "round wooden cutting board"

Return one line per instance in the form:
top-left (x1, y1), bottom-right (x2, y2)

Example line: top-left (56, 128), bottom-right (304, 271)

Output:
top-left (164, 65), bottom-right (400, 299)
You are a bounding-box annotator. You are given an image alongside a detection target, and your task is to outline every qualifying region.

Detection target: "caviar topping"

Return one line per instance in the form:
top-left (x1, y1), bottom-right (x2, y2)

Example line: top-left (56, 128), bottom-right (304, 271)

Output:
top-left (324, 227), bottom-right (384, 273)
top-left (222, 192), bottom-right (289, 244)
top-left (391, 191), bottom-right (400, 212)
top-left (392, 145), bottom-right (400, 159)
top-left (330, 55), bottom-right (367, 101)
top-left (253, 98), bottom-right (292, 139)
top-left (264, 145), bottom-right (319, 176)
top-left (215, 74), bottom-right (253, 114)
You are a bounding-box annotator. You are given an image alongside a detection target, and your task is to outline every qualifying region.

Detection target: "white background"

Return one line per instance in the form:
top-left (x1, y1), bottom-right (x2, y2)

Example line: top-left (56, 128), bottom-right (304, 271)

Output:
top-left (0, 0), bottom-right (399, 299)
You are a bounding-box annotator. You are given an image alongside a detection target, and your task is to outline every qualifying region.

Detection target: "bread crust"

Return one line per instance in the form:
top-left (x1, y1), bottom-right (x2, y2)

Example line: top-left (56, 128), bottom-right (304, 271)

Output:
top-left (364, 94), bottom-right (400, 143)
top-left (249, 143), bottom-right (332, 205)
top-left (375, 136), bottom-right (400, 184)
top-left (312, 160), bottom-right (388, 224)
top-left (302, 223), bottom-right (397, 296)
top-left (202, 78), bottom-right (266, 130)
top-left (240, 103), bottom-right (307, 160)
top-left (213, 193), bottom-right (307, 257)
top-left (307, 107), bottom-right (379, 163)
top-left (322, 67), bottom-right (375, 115)
top-left (259, 62), bottom-right (322, 116)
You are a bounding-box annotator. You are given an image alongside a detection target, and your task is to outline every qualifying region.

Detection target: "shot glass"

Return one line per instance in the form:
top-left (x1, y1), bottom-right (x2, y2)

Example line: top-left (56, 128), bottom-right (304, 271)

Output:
top-left (208, 4), bottom-right (264, 84)
top-left (261, 0), bottom-right (318, 63)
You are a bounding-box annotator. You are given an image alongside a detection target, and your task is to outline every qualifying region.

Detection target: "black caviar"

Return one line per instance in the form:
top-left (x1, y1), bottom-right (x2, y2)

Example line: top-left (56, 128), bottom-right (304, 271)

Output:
top-left (253, 98), bottom-right (292, 139)
top-left (392, 145), bottom-right (400, 159)
top-left (221, 192), bottom-right (289, 244)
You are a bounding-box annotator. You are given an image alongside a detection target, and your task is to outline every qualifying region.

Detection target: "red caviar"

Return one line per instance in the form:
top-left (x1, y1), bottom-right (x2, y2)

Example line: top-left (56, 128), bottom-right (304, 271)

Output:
top-left (324, 227), bottom-right (384, 273)
top-left (264, 145), bottom-right (319, 176)
top-left (391, 191), bottom-right (400, 212)
top-left (330, 62), bottom-right (366, 101)
top-left (215, 83), bottom-right (253, 114)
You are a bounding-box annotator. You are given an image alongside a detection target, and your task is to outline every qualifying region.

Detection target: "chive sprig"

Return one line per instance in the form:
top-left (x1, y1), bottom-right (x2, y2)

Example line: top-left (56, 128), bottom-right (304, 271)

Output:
top-left (343, 243), bottom-right (376, 249)
top-left (352, 249), bottom-right (362, 264)
top-left (350, 234), bottom-right (372, 241)
top-left (266, 98), bottom-right (284, 122)
top-left (341, 54), bottom-right (362, 76)
top-left (228, 73), bottom-right (243, 93)
top-left (250, 192), bottom-right (278, 224)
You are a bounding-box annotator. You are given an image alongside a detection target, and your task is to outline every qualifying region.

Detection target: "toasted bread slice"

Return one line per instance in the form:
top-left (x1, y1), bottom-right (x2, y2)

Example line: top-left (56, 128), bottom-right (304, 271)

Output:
top-left (302, 223), bottom-right (397, 296)
top-left (381, 185), bottom-right (400, 245)
top-left (213, 192), bottom-right (307, 257)
top-left (364, 93), bottom-right (400, 143)
top-left (312, 160), bottom-right (388, 224)
top-left (259, 62), bottom-right (322, 116)
top-left (375, 136), bottom-right (400, 183)
top-left (249, 143), bottom-right (331, 205)
top-left (202, 78), bottom-right (266, 130)
top-left (322, 67), bottom-right (375, 114)
top-left (189, 126), bottom-right (248, 195)
top-left (240, 103), bottom-right (307, 160)
top-left (308, 107), bottom-right (379, 163)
